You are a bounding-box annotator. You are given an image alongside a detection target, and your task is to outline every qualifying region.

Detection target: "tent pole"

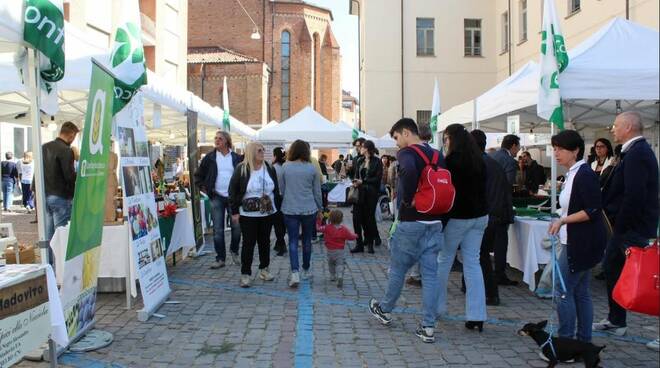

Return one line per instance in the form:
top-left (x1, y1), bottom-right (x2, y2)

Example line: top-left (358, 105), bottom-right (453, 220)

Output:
top-left (28, 49), bottom-right (58, 368)
top-left (27, 50), bottom-right (49, 264)
top-left (550, 122), bottom-right (557, 215)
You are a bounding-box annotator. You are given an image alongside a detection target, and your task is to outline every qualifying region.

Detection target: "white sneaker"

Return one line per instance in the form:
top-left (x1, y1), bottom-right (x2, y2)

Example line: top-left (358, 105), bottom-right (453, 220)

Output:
top-left (301, 269), bottom-right (311, 280)
top-left (592, 318), bottom-right (627, 336)
top-left (259, 268), bottom-right (274, 281)
top-left (289, 272), bottom-right (300, 287)
top-left (240, 275), bottom-right (250, 288)
top-left (646, 338), bottom-right (659, 351)
top-left (230, 252), bottom-right (241, 266)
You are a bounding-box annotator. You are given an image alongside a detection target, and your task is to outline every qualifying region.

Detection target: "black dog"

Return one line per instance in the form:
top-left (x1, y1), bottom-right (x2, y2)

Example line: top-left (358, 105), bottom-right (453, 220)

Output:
top-left (518, 320), bottom-right (605, 368)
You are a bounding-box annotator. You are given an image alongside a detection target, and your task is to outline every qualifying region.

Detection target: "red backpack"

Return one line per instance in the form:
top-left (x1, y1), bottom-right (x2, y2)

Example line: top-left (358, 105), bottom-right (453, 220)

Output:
top-left (408, 145), bottom-right (456, 215)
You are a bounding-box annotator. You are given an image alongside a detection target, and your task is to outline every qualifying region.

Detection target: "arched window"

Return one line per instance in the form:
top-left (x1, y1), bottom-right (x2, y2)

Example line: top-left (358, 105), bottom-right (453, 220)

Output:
top-left (281, 31), bottom-right (291, 120)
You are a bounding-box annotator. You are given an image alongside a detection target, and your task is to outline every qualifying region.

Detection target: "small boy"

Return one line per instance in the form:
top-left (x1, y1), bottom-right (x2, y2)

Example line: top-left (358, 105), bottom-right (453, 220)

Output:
top-left (317, 209), bottom-right (357, 288)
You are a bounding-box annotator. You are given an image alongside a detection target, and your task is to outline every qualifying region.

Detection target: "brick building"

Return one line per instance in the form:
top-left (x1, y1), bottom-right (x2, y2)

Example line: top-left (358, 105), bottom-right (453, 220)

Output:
top-left (188, 0), bottom-right (342, 128)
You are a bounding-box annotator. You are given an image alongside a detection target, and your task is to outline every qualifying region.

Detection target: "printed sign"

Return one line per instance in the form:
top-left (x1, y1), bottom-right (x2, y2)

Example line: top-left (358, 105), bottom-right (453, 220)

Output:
top-left (117, 94), bottom-right (171, 313)
top-left (0, 269), bottom-right (50, 368)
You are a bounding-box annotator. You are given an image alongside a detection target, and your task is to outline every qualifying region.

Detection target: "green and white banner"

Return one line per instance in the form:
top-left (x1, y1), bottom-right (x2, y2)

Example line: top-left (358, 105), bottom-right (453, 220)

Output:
top-left (430, 78), bottom-right (441, 145)
top-left (60, 60), bottom-right (114, 339)
top-left (222, 76), bottom-right (230, 131)
top-left (110, 0), bottom-right (147, 115)
top-left (538, 0), bottom-right (569, 130)
top-left (22, 0), bottom-right (65, 115)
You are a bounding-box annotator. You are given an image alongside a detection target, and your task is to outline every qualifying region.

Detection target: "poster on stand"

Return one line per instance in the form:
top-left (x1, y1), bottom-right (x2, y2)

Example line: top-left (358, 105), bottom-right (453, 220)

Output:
top-left (60, 60), bottom-right (114, 340)
top-left (117, 94), bottom-right (171, 314)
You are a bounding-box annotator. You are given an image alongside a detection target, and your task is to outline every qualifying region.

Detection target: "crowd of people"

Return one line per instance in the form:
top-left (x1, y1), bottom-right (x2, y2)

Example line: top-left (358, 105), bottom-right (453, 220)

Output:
top-left (2, 110), bottom-right (657, 357)
top-left (190, 112), bottom-right (658, 355)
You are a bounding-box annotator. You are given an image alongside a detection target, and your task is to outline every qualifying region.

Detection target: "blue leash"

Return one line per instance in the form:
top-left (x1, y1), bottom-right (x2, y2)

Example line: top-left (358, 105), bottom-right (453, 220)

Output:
top-left (541, 235), bottom-right (568, 360)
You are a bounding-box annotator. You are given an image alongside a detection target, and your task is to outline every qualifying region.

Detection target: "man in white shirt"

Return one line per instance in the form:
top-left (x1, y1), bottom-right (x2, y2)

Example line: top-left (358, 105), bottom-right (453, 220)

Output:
top-left (194, 130), bottom-right (243, 268)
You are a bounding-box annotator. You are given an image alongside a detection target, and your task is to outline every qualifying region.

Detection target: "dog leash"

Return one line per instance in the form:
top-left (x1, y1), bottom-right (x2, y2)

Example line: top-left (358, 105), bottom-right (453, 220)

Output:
top-left (541, 235), bottom-right (568, 360)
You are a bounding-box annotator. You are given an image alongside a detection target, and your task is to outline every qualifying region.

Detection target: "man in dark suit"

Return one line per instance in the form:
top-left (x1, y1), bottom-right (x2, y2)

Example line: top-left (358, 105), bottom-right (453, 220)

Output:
top-left (595, 111), bottom-right (659, 337)
top-left (470, 130), bottom-right (515, 305)
top-left (490, 134), bottom-right (520, 186)
top-left (488, 134), bottom-right (520, 285)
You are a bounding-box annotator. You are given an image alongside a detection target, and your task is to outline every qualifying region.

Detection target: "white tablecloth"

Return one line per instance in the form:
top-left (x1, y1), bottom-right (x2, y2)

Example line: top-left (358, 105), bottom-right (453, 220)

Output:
top-left (327, 181), bottom-right (352, 203)
top-left (50, 224), bottom-right (132, 286)
top-left (166, 208), bottom-right (196, 257)
top-left (507, 217), bottom-right (551, 291)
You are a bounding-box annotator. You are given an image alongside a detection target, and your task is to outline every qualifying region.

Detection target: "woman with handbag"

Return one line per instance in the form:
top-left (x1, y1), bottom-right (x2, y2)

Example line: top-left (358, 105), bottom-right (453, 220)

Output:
top-left (436, 124), bottom-right (489, 333)
top-left (547, 130), bottom-right (607, 346)
top-left (229, 142), bottom-right (281, 288)
top-left (281, 140), bottom-right (323, 288)
top-left (350, 140), bottom-right (383, 254)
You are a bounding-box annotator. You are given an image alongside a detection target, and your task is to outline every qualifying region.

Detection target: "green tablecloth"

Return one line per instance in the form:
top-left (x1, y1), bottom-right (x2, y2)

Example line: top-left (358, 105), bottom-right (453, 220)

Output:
top-left (158, 216), bottom-right (175, 255)
top-left (514, 207), bottom-right (547, 218)
top-left (512, 196), bottom-right (549, 208)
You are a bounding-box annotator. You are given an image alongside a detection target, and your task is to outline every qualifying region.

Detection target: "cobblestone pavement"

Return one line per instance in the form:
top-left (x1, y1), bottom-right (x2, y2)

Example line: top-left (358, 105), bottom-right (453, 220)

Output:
top-left (12, 208), bottom-right (660, 368)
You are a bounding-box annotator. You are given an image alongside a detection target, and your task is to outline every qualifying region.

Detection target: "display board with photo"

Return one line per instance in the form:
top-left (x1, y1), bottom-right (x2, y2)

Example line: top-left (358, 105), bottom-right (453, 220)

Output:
top-left (115, 96), bottom-right (171, 315)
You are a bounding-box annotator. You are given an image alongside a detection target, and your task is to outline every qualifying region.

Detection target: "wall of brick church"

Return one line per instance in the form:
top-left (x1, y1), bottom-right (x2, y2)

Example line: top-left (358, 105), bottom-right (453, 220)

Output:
top-left (187, 62), bottom-right (268, 126)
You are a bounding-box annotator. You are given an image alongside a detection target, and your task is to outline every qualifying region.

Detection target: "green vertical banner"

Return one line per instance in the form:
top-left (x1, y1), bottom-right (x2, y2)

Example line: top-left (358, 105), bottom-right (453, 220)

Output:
top-left (59, 60), bottom-right (115, 339)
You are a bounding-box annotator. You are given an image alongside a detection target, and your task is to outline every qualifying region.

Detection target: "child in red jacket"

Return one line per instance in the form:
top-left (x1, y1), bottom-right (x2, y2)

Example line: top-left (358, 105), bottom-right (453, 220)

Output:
top-left (317, 209), bottom-right (357, 288)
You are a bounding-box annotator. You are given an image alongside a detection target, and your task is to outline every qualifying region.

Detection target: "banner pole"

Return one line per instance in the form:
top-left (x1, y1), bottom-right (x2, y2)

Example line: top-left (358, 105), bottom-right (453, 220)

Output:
top-left (125, 220), bottom-right (132, 310)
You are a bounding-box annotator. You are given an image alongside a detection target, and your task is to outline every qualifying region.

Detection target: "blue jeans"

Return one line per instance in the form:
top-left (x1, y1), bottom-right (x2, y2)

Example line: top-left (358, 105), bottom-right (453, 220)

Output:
top-left (556, 247), bottom-right (593, 342)
top-left (284, 214), bottom-right (316, 272)
top-left (45, 195), bottom-right (72, 241)
top-left (437, 216), bottom-right (488, 321)
top-left (210, 195), bottom-right (241, 262)
top-left (379, 221), bottom-right (444, 327)
top-left (21, 182), bottom-right (34, 209)
top-left (2, 179), bottom-right (13, 210)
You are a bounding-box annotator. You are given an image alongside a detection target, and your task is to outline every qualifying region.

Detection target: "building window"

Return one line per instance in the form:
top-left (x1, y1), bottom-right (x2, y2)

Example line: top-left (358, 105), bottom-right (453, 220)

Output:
top-left (281, 31), bottom-right (291, 120)
top-left (501, 11), bottom-right (509, 52)
top-left (464, 19), bottom-right (481, 56)
top-left (569, 0), bottom-right (581, 14)
top-left (416, 18), bottom-right (434, 56)
top-left (416, 110), bottom-right (431, 125)
top-left (519, 0), bottom-right (528, 42)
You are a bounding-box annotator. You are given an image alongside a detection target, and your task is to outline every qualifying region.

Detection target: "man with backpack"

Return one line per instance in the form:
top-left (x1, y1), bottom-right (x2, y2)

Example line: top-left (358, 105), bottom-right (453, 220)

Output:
top-left (369, 118), bottom-right (455, 343)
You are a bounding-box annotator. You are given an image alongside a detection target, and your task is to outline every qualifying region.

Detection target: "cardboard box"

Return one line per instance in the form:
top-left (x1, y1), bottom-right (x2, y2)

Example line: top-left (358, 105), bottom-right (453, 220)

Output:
top-left (5, 244), bottom-right (36, 264)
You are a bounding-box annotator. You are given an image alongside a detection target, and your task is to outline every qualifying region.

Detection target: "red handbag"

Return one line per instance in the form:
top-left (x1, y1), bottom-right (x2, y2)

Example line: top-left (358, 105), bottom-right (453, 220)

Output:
top-left (612, 240), bottom-right (660, 316)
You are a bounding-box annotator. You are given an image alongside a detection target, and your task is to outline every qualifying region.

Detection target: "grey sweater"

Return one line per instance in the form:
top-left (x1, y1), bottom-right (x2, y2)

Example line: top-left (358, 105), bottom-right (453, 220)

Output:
top-left (281, 161), bottom-right (322, 215)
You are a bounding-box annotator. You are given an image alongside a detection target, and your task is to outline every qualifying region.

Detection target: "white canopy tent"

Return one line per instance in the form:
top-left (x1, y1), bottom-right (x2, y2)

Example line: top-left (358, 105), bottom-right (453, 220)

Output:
top-left (257, 106), bottom-right (353, 147)
top-left (0, 3), bottom-right (257, 143)
top-left (439, 18), bottom-right (659, 133)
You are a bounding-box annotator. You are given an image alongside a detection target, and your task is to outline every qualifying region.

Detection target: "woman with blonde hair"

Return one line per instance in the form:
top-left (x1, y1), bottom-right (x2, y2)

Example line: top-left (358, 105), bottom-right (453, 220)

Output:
top-left (229, 142), bottom-right (281, 288)
top-left (18, 151), bottom-right (35, 211)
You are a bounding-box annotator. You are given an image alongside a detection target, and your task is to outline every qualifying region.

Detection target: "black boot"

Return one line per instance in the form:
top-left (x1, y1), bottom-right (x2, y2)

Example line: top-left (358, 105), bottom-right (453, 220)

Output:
top-left (367, 242), bottom-right (375, 254)
top-left (350, 245), bottom-right (364, 253)
top-left (465, 321), bottom-right (484, 332)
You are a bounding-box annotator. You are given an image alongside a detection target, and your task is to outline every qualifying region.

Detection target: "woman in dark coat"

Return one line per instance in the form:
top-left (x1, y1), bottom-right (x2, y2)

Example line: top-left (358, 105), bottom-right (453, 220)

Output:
top-left (350, 140), bottom-right (383, 254)
top-left (547, 130), bottom-right (606, 346)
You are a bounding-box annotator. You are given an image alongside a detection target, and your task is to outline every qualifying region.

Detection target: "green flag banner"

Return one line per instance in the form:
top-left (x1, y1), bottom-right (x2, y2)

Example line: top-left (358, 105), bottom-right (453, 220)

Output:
top-left (430, 78), bottom-right (441, 145)
top-left (22, 0), bottom-right (65, 115)
top-left (60, 60), bottom-right (114, 338)
top-left (538, 0), bottom-right (569, 130)
top-left (110, 0), bottom-right (148, 115)
top-left (222, 76), bottom-right (231, 131)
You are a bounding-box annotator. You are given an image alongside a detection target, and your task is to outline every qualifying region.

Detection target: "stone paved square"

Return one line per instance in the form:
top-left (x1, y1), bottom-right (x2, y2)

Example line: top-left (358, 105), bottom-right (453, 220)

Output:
top-left (5, 209), bottom-right (658, 368)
